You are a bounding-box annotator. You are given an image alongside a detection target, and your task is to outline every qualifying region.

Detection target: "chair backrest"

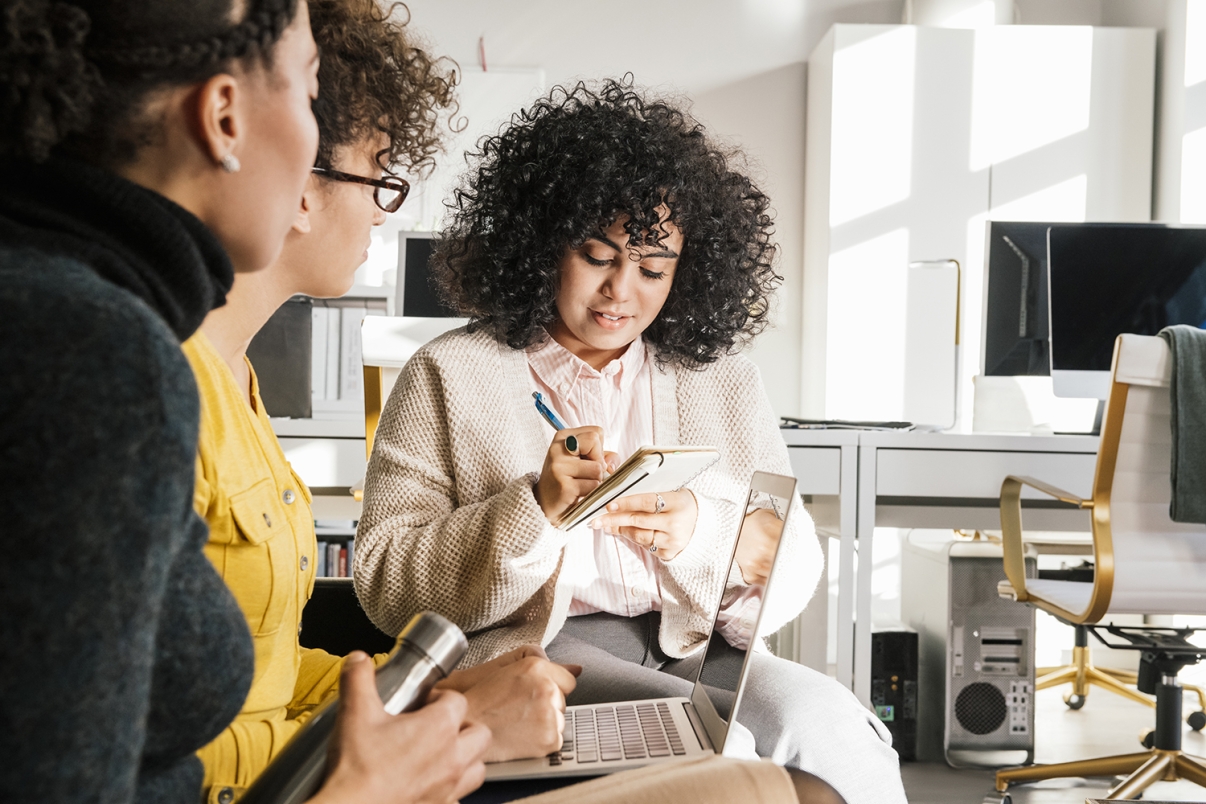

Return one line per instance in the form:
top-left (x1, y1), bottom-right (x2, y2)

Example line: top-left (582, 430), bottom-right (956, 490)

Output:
top-left (300, 578), bottom-right (395, 656)
top-left (360, 315), bottom-right (465, 459)
top-left (1095, 333), bottom-right (1206, 616)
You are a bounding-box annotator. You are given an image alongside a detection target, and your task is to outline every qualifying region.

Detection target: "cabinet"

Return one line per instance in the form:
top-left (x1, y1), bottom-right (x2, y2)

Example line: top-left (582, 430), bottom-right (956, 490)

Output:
top-left (802, 24), bottom-right (1156, 426)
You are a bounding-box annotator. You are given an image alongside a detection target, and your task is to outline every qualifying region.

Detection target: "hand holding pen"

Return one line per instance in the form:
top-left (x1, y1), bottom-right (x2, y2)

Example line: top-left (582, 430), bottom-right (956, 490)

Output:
top-left (531, 392), bottom-right (618, 523)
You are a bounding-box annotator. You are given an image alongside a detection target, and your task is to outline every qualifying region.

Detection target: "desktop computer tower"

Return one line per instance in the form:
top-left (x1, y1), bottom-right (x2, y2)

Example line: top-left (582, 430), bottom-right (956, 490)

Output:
top-left (871, 628), bottom-right (918, 760)
top-left (902, 532), bottom-right (1036, 766)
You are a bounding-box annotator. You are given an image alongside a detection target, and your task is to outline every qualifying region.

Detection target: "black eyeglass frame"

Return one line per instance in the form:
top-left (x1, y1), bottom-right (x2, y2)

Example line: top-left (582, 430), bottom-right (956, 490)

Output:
top-left (311, 167), bottom-right (410, 213)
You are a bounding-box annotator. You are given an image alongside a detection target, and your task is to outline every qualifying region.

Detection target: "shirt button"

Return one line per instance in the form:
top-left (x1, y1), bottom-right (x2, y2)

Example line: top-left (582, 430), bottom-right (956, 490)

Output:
top-left (300, 555), bottom-right (309, 571)
top-left (282, 489), bottom-right (296, 505)
top-left (630, 586), bottom-right (640, 597)
top-left (560, 382), bottom-right (571, 394)
top-left (217, 789), bottom-right (235, 804)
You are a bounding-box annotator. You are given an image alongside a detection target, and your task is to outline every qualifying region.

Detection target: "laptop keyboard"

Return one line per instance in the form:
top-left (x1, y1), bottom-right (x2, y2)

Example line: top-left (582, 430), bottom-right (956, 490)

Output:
top-left (550, 701), bottom-right (688, 766)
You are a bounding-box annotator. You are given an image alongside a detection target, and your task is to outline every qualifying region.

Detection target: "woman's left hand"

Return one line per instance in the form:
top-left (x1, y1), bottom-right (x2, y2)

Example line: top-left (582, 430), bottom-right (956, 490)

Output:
top-left (589, 490), bottom-right (698, 560)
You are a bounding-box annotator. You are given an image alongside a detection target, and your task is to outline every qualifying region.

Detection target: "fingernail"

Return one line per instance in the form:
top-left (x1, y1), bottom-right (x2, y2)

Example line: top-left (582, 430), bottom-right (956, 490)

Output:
top-left (589, 519), bottom-right (600, 529)
top-left (345, 651), bottom-right (368, 664)
top-left (608, 502), bottom-right (618, 511)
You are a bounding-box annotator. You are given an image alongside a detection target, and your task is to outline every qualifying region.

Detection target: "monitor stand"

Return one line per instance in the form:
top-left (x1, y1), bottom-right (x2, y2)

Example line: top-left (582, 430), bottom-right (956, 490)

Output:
top-left (1052, 370), bottom-right (1109, 436)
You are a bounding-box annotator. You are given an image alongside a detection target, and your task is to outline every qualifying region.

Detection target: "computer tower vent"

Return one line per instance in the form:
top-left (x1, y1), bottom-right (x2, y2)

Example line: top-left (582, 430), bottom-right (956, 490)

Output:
top-left (954, 682), bottom-right (1007, 735)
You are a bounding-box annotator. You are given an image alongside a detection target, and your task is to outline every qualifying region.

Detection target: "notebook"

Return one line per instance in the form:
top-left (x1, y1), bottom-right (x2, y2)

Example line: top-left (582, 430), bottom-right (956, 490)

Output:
top-left (485, 470), bottom-right (798, 780)
top-left (554, 445), bottom-right (720, 531)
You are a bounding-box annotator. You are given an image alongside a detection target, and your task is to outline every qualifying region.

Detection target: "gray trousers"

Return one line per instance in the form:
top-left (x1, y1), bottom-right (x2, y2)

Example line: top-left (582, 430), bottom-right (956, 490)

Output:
top-left (545, 613), bottom-right (907, 804)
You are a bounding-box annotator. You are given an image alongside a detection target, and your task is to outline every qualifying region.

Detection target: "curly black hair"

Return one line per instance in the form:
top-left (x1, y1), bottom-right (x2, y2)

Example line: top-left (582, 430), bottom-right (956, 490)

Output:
top-left (434, 77), bottom-right (780, 368)
top-left (0, 0), bottom-right (298, 165)
top-left (309, 0), bottom-right (458, 177)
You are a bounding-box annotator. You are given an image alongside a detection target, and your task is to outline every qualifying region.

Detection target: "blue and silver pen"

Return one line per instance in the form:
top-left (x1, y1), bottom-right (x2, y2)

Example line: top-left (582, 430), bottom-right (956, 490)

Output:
top-left (532, 392), bottom-right (567, 431)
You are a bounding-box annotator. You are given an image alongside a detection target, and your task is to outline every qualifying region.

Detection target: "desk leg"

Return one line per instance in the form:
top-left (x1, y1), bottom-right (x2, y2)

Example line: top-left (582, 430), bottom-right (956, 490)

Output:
top-left (835, 443), bottom-right (858, 691)
top-left (854, 445), bottom-right (877, 708)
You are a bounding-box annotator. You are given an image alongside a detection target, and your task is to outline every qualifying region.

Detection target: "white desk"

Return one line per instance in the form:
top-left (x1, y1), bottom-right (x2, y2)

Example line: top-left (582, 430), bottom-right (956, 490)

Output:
top-left (783, 429), bottom-right (1099, 708)
top-left (781, 429), bottom-right (860, 685)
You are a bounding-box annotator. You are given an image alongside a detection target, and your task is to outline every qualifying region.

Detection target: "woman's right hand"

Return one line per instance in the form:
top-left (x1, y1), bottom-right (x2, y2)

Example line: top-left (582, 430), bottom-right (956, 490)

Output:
top-left (533, 426), bottom-right (616, 523)
top-left (311, 652), bottom-right (491, 804)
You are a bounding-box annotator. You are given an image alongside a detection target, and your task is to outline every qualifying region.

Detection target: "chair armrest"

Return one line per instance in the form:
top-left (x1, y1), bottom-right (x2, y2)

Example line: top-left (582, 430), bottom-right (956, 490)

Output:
top-left (1008, 475), bottom-right (1093, 509)
top-left (999, 475), bottom-right (1093, 603)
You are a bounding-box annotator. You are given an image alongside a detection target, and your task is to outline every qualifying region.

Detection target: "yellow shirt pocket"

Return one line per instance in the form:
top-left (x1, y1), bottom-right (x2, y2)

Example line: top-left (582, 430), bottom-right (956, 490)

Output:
top-left (224, 478), bottom-right (295, 636)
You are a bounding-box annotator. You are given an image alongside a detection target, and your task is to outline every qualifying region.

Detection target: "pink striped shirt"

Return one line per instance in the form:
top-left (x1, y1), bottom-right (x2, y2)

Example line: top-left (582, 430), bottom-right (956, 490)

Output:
top-left (527, 334), bottom-right (754, 645)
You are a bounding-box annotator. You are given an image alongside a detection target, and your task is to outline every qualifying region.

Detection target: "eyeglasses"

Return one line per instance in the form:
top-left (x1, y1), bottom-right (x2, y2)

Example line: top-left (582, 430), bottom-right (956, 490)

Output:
top-left (311, 167), bottom-right (410, 213)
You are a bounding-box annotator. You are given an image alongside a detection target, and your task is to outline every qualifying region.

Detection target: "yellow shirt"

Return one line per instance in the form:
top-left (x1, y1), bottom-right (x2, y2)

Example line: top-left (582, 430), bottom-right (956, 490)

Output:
top-left (184, 332), bottom-right (346, 790)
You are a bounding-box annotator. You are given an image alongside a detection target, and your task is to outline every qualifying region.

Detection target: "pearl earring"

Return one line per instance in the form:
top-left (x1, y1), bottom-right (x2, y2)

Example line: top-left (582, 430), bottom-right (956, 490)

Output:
top-left (220, 153), bottom-right (241, 174)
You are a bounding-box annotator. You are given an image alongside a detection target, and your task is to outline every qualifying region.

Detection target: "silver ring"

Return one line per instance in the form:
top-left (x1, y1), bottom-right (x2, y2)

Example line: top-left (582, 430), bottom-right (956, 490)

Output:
top-left (648, 538), bottom-right (658, 553)
top-left (654, 493), bottom-right (666, 514)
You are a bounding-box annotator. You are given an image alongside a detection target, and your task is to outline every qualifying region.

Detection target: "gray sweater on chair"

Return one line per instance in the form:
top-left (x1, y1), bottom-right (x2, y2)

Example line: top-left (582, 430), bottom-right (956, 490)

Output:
top-left (1159, 325), bottom-right (1206, 525)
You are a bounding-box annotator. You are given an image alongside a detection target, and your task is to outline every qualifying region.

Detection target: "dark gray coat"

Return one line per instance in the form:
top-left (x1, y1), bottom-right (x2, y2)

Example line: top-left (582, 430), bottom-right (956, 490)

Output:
top-left (0, 157), bottom-right (254, 802)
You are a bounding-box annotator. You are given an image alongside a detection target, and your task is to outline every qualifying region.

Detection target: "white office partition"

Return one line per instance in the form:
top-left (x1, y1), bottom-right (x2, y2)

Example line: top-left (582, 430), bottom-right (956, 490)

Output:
top-left (802, 24), bottom-right (1155, 428)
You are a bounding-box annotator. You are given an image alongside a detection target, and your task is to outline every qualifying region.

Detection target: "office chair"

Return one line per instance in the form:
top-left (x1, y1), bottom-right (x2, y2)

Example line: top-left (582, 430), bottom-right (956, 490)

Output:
top-left (990, 333), bottom-right (1206, 802)
top-left (300, 577), bottom-right (396, 656)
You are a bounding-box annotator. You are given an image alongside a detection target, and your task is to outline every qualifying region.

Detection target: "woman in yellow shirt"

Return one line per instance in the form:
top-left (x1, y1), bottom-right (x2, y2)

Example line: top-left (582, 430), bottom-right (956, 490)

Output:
top-left (185, 0), bottom-right (579, 796)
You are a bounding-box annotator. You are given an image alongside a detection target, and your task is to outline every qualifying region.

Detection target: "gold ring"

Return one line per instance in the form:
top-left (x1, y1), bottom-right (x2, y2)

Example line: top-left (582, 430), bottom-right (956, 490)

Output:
top-left (565, 435), bottom-right (579, 455)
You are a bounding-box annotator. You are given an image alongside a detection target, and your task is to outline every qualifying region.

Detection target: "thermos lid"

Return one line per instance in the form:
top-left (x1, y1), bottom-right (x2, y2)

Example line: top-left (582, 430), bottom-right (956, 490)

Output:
top-left (399, 611), bottom-right (468, 676)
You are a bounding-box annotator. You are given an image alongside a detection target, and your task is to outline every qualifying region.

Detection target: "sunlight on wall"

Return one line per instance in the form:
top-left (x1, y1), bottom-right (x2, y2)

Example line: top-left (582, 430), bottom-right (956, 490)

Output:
top-left (969, 27), bottom-right (1093, 171)
top-left (1182, 128), bottom-right (1206, 223)
top-left (1186, 0), bottom-right (1206, 87)
top-left (990, 174), bottom-right (1088, 222)
top-left (939, 0), bottom-right (998, 29)
top-left (744, 0), bottom-right (806, 26)
top-left (826, 228), bottom-right (910, 419)
top-left (281, 440), bottom-right (341, 487)
top-left (830, 28), bottom-right (917, 227)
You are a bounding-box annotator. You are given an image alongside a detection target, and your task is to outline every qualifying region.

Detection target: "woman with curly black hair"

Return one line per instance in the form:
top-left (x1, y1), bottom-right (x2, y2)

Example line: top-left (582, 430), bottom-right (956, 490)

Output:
top-left (356, 79), bottom-right (906, 804)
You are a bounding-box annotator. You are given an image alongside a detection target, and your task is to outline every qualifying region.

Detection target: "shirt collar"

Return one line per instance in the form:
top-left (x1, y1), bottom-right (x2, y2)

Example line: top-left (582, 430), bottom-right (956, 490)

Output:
top-left (528, 332), bottom-right (647, 396)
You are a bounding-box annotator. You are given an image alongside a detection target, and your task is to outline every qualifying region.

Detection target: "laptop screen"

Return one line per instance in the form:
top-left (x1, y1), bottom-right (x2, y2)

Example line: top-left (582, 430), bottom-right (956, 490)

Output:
top-left (694, 472), bottom-right (795, 726)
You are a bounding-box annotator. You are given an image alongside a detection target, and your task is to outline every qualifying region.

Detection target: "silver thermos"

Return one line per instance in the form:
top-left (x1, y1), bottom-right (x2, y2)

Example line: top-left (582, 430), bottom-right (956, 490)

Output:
top-left (238, 611), bottom-right (468, 804)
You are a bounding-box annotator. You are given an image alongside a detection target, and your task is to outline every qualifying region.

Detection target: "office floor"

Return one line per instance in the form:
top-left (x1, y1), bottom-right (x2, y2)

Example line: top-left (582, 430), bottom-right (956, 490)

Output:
top-left (900, 681), bottom-right (1206, 804)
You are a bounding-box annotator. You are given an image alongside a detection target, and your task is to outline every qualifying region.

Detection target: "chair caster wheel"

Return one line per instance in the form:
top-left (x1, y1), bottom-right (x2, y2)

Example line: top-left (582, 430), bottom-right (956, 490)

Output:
top-left (1064, 693), bottom-right (1086, 710)
top-left (1141, 729), bottom-right (1155, 749)
top-left (982, 794), bottom-right (1011, 804)
top-left (1189, 710), bottom-right (1206, 731)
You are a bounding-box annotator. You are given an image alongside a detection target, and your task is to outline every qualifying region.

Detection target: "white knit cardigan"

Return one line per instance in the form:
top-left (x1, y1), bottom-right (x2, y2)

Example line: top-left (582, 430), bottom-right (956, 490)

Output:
top-left (354, 327), bottom-right (823, 666)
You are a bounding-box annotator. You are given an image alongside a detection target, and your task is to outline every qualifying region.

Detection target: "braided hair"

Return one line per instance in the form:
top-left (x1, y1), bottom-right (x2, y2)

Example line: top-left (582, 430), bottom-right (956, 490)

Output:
top-left (0, 0), bottom-right (299, 165)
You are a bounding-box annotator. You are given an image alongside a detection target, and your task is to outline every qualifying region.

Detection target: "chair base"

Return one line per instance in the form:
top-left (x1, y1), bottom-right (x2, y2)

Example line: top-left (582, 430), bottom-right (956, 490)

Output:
top-left (995, 749), bottom-right (1206, 798)
top-left (1035, 647), bottom-right (1206, 724)
top-left (1037, 649), bottom-right (1154, 709)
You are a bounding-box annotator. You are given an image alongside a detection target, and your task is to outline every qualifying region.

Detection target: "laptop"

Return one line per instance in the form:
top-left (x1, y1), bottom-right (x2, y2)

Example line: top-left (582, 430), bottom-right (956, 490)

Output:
top-left (484, 470), bottom-right (799, 780)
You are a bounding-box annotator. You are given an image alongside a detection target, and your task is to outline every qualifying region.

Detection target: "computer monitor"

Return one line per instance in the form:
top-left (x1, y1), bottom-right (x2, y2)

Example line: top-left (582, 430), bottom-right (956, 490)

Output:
top-left (1047, 223), bottom-right (1206, 399)
top-left (981, 221), bottom-right (1052, 377)
top-left (395, 230), bottom-right (459, 318)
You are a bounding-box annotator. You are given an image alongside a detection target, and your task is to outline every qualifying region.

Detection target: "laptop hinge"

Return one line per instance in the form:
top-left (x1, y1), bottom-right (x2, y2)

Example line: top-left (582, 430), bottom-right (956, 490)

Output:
top-left (683, 701), bottom-right (714, 752)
